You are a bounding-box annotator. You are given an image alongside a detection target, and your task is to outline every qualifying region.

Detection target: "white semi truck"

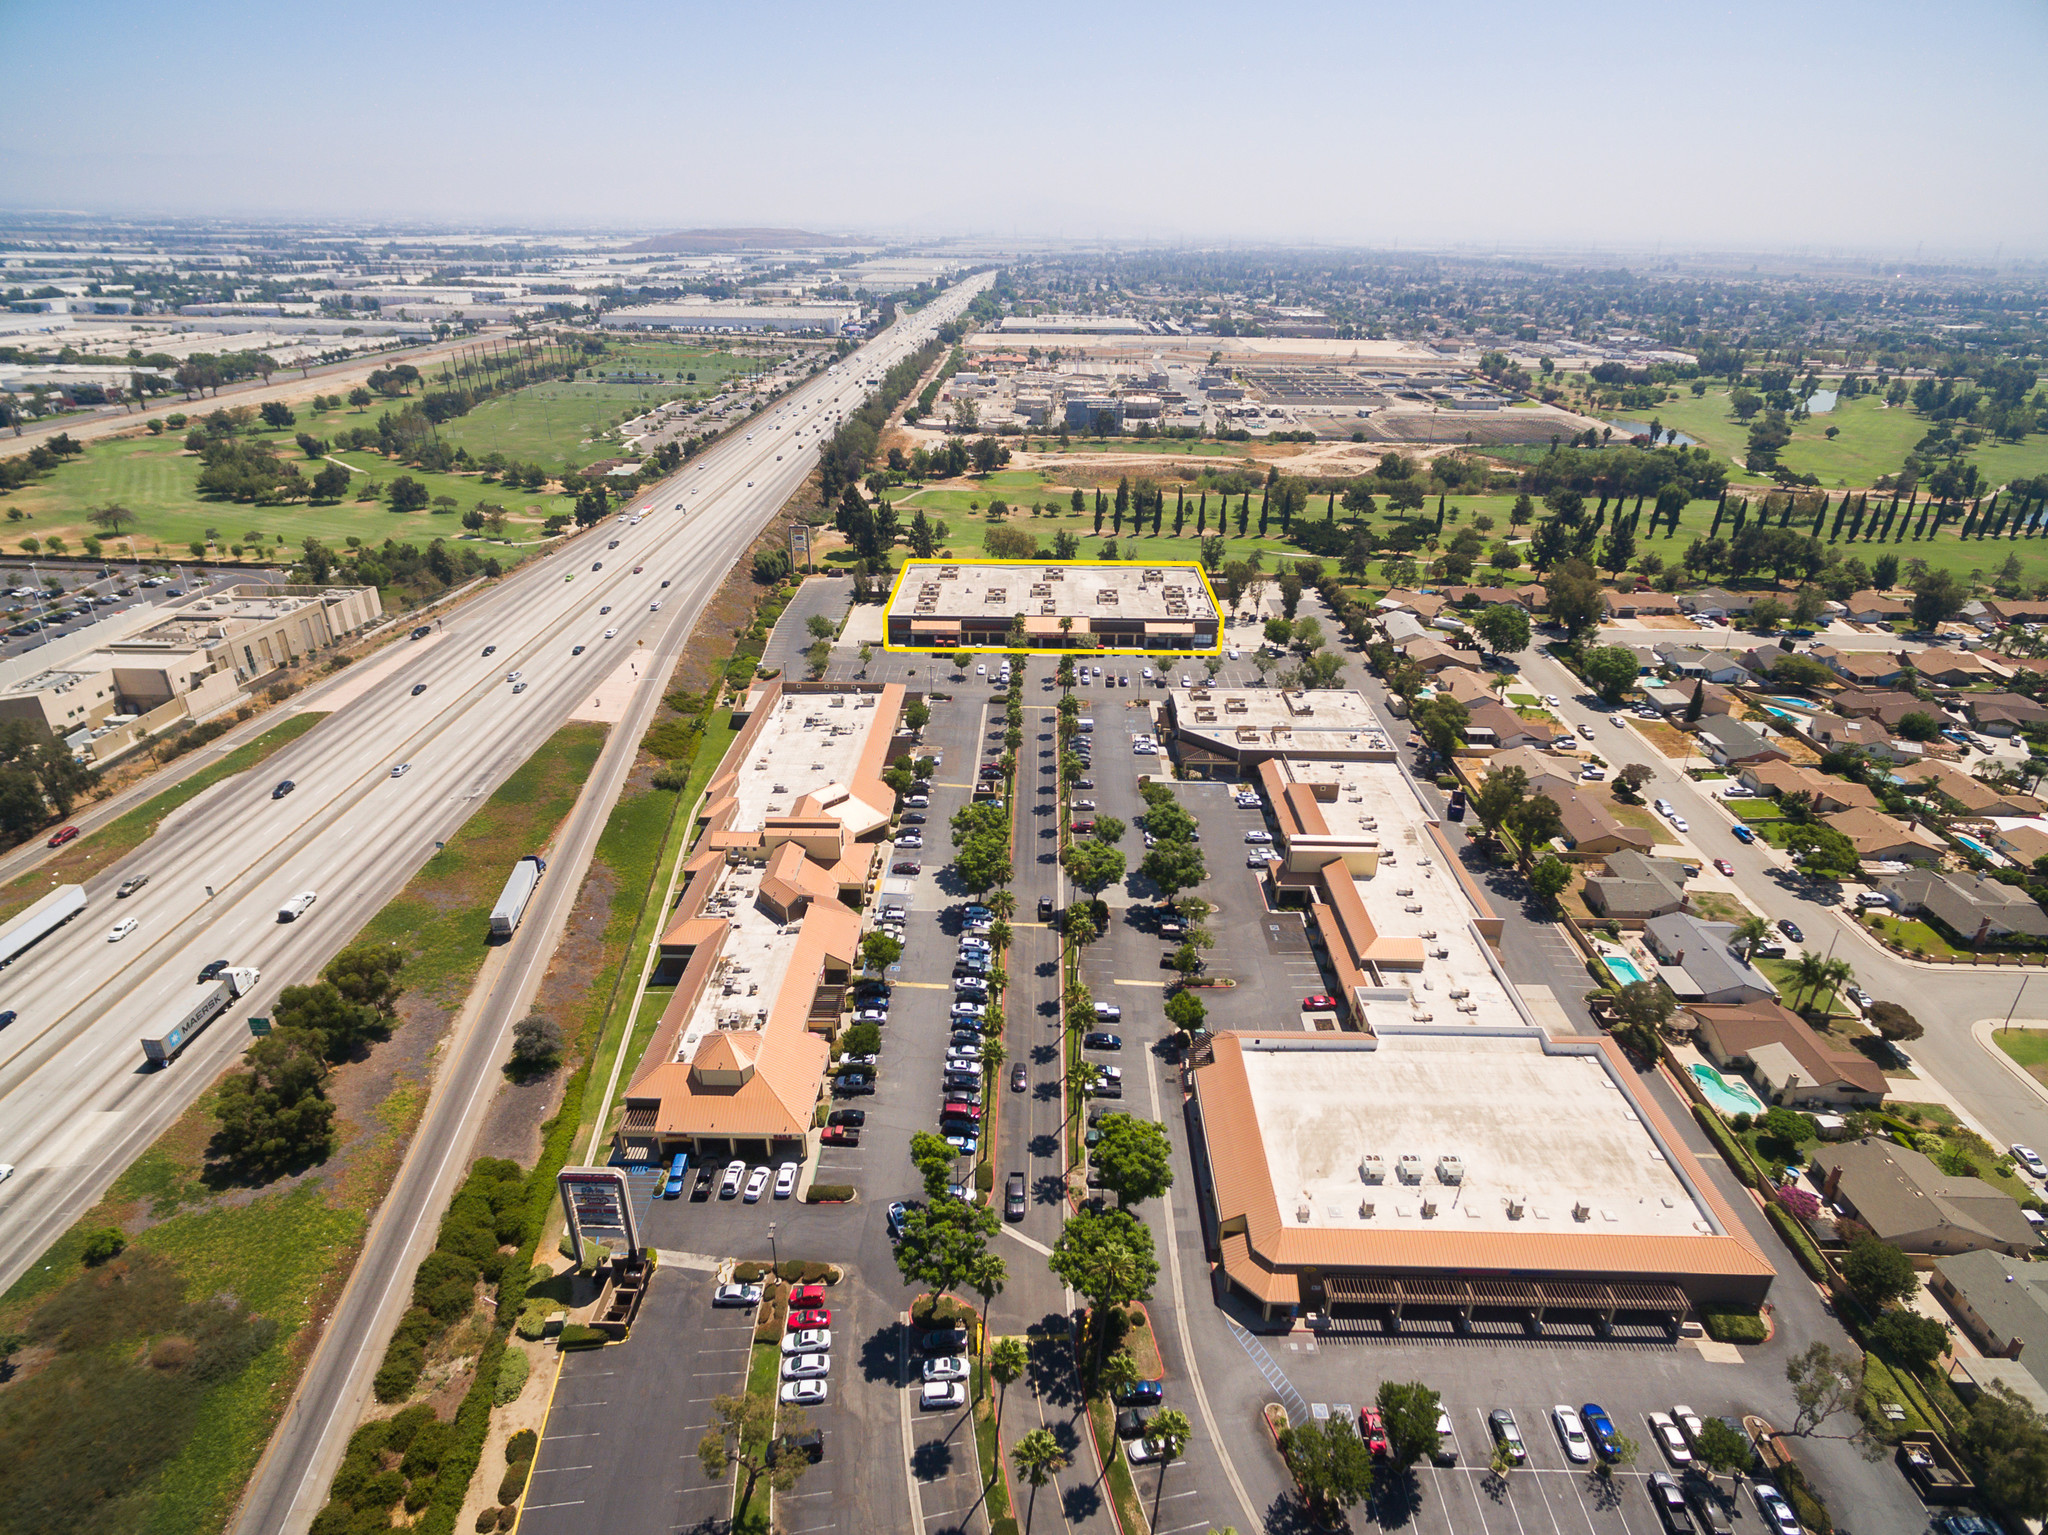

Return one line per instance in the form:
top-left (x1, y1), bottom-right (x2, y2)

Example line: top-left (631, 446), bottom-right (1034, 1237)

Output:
top-left (489, 855), bottom-right (546, 939)
top-left (140, 967), bottom-right (261, 1064)
top-left (0, 884), bottom-right (87, 969)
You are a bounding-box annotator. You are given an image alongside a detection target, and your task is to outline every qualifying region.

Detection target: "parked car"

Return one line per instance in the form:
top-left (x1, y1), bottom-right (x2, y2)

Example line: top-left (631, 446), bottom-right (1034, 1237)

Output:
top-left (780, 1378), bottom-right (828, 1406)
top-left (922, 1355), bottom-right (970, 1383)
top-left (2014, 1144), bottom-right (2048, 1179)
top-left (832, 1072), bottom-right (875, 1096)
top-left (1116, 1407), bottom-right (1154, 1440)
top-left (920, 1381), bottom-right (968, 1411)
top-left (1713, 858), bottom-right (1735, 875)
top-left (782, 1328), bottom-right (832, 1355)
top-left (1488, 1409), bottom-right (1526, 1464)
top-left (1732, 823), bottom-right (1756, 844)
top-left (743, 1166), bottom-right (771, 1202)
top-left (920, 1325), bottom-right (969, 1356)
top-left (820, 1126), bottom-right (860, 1146)
top-left (713, 1282), bottom-right (762, 1308)
top-left (1581, 1403), bottom-right (1620, 1458)
top-left (787, 1307), bottom-right (830, 1331)
top-left (1083, 1031), bottom-right (1121, 1050)
top-left (718, 1160), bottom-right (746, 1198)
top-left (1359, 1408), bottom-right (1390, 1458)
top-left (1115, 1378), bottom-right (1165, 1407)
top-left (1302, 994), bottom-right (1338, 1011)
top-left (774, 1163), bottom-right (798, 1200)
top-left (1432, 1408), bottom-right (1457, 1465)
top-left (886, 1201), bottom-right (915, 1240)
top-left (1778, 918), bottom-right (1804, 943)
top-left (1552, 1405), bottom-right (1591, 1462)
top-left (1646, 1411), bottom-right (1691, 1464)
top-left (1647, 1472), bottom-right (1697, 1534)
top-left (1751, 1483), bottom-right (1800, 1535)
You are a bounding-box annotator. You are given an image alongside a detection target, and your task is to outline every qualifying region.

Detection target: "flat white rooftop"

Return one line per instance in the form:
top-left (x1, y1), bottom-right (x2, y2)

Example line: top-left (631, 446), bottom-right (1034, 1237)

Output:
top-left (1239, 1032), bottom-right (1717, 1239)
top-left (668, 861), bottom-right (796, 1067)
top-left (730, 692), bottom-right (888, 835)
top-left (887, 561), bottom-right (1216, 628)
top-left (1177, 688), bottom-right (1395, 758)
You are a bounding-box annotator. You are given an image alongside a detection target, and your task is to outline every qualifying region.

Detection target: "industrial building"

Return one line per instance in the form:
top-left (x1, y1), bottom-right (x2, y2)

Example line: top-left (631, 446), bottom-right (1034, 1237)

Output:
top-left (599, 302), bottom-right (859, 334)
top-left (613, 680), bottom-right (908, 1166)
top-left (1164, 687), bottom-right (1396, 778)
top-left (883, 560), bottom-right (1219, 654)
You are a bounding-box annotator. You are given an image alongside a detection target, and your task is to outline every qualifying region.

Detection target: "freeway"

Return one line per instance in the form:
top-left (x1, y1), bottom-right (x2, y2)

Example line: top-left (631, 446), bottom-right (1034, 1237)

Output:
top-left (0, 276), bottom-right (987, 1529)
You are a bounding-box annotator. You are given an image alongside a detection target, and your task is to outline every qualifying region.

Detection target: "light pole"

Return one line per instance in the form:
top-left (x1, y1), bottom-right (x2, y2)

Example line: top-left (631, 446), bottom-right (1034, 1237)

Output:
top-left (2002, 973), bottom-right (2030, 1034)
top-left (767, 1221), bottom-right (778, 1281)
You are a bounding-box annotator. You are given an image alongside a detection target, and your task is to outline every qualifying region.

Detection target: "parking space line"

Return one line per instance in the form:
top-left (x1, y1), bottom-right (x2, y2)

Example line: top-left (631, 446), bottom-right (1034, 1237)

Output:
top-left (532, 1465), bottom-right (592, 1473)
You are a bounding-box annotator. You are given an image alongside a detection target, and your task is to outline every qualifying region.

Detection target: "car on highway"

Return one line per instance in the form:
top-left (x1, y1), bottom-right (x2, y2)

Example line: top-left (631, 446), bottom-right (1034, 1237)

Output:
top-left (391, 763), bottom-right (410, 778)
top-left (604, 627), bottom-right (618, 639)
top-left (481, 645), bottom-right (496, 656)
top-left (506, 670), bottom-right (522, 683)
top-left (47, 825), bottom-right (79, 848)
top-left (712, 1282), bottom-right (762, 1308)
top-left (277, 891), bottom-right (317, 922)
top-left (411, 683), bottom-right (427, 696)
top-left (1778, 918), bottom-right (1804, 942)
top-left (661, 579), bottom-right (670, 587)
top-left (116, 875), bottom-right (149, 898)
top-left (512, 682), bottom-right (527, 694)
top-left (1487, 1408), bottom-right (1528, 1463)
top-left (591, 562), bottom-right (602, 571)
top-left (599, 605), bottom-right (611, 615)
top-left (272, 780), bottom-right (295, 799)
top-left (632, 565), bottom-right (643, 573)
top-left (743, 1166), bottom-right (771, 1202)
top-left (780, 1379), bottom-right (828, 1407)
top-left (107, 917), bottom-right (139, 942)
top-left (198, 959), bottom-right (231, 982)
top-left (650, 601), bottom-right (661, 611)
top-left (718, 1160), bottom-right (746, 1198)
top-left (1552, 1405), bottom-right (1591, 1462)
top-left (571, 644), bottom-right (585, 655)
top-left (1713, 858), bottom-right (1734, 875)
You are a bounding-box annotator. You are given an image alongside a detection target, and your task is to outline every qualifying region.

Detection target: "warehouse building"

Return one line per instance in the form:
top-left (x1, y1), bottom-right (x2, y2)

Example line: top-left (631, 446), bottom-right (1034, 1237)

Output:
top-left (883, 560), bottom-right (1219, 654)
top-left (599, 302), bottom-right (858, 334)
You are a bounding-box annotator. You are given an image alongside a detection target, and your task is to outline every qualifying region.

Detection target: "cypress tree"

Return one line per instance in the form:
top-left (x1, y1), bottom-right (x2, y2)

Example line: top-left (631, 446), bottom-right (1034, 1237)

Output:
top-left (1846, 501), bottom-right (1866, 541)
top-left (1811, 494), bottom-right (1829, 537)
top-left (1961, 505), bottom-right (1981, 540)
top-left (1327, 490), bottom-right (1336, 523)
top-left (1238, 493), bottom-right (1250, 536)
top-left (1196, 503), bottom-right (1206, 536)
top-left (1830, 496), bottom-right (1850, 542)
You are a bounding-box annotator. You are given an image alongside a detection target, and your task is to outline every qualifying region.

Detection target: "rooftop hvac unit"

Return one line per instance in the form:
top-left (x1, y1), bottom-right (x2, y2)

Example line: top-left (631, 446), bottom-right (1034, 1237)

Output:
top-left (1359, 1154), bottom-right (1385, 1184)
top-left (1420, 1199), bottom-right (1438, 1218)
top-left (1436, 1155), bottom-right (1465, 1185)
top-left (1295, 1202), bottom-right (1311, 1224)
top-left (1572, 1201), bottom-right (1591, 1223)
top-left (1505, 1198), bottom-right (1526, 1219)
top-left (1396, 1155), bottom-right (1423, 1184)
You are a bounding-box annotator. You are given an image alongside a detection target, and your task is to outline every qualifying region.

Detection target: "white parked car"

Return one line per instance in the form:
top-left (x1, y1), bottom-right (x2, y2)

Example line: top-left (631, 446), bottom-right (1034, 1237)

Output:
top-left (1648, 1411), bottom-right (1691, 1464)
top-left (1244, 830), bottom-right (1272, 844)
top-left (713, 1282), bottom-right (762, 1308)
top-left (780, 1378), bottom-right (828, 1406)
top-left (782, 1328), bottom-right (832, 1355)
top-left (718, 1160), bottom-right (746, 1198)
top-left (774, 1163), bottom-right (798, 1199)
top-left (920, 1380), bottom-right (968, 1411)
top-left (2014, 1144), bottom-right (2048, 1179)
top-left (1752, 1483), bottom-right (1800, 1535)
top-left (922, 1354), bottom-right (970, 1382)
top-left (1671, 815), bottom-right (1690, 833)
top-left (1552, 1405), bottom-right (1591, 1463)
top-left (780, 1353), bottom-right (830, 1380)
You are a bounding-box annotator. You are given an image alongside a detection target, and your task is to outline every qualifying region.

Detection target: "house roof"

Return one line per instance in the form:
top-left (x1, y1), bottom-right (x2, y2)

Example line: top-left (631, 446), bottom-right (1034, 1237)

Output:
top-left (1379, 610), bottom-right (1427, 644)
top-left (1934, 1250), bottom-right (2048, 1368)
top-left (1584, 850), bottom-right (1689, 917)
top-left (1465, 696), bottom-right (1551, 746)
top-left (1382, 587), bottom-right (1447, 619)
top-left (1535, 781), bottom-right (1653, 851)
top-left (1886, 867), bottom-right (2048, 940)
top-left (1834, 689), bottom-right (1929, 728)
top-left (1643, 914), bottom-right (1774, 999)
top-left (1809, 1137), bottom-right (2039, 1252)
top-left (1971, 693), bottom-right (2048, 726)
top-left (1832, 652), bottom-right (1905, 682)
top-left (1695, 717), bottom-right (1785, 762)
top-left (1829, 806), bottom-right (1947, 857)
top-left (1847, 590), bottom-right (1912, 615)
top-left (1904, 758), bottom-right (2044, 816)
top-left (1915, 647), bottom-right (2014, 682)
top-left (1685, 999), bottom-right (1887, 1097)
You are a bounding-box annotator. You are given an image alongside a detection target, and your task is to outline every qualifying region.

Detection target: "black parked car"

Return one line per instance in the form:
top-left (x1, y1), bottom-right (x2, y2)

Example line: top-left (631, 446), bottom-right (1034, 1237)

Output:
top-left (920, 1326), bottom-right (969, 1356)
top-left (692, 1166), bottom-right (716, 1200)
top-left (1116, 1408), bottom-right (1155, 1440)
top-left (832, 1072), bottom-right (875, 1096)
top-left (828, 1109), bottom-right (866, 1128)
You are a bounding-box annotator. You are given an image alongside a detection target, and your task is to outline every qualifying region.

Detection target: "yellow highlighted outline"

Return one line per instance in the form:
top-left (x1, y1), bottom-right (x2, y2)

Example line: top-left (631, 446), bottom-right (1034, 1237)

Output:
top-left (880, 558), bottom-right (1224, 657)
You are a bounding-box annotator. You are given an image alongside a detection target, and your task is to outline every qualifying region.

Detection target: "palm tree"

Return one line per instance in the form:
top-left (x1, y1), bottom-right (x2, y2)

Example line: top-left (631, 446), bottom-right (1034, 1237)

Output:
top-left (988, 890), bottom-right (1016, 922)
top-left (966, 1251), bottom-right (1006, 1382)
top-left (1735, 915), bottom-right (1772, 961)
top-left (1145, 1408), bottom-right (1194, 1526)
top-left (1791, 951), bottom-right (1828, 1012)
top-left (989, 1336), bottom-right (1027, 1430)
top-left (1815, 956), bottom-right (1855, 1016)
top-left (1012, 1429), bottom-right (1069, 1531)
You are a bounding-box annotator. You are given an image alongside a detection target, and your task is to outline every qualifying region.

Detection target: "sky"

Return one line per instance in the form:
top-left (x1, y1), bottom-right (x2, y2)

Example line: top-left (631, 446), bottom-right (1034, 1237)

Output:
top-left (5, 0), bottom-right (2046, 257)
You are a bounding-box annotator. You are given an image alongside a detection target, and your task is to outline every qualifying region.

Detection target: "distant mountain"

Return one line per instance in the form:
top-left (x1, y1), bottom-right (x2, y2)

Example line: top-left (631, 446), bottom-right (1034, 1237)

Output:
top-left (626, 228), bottom-right (861, 252)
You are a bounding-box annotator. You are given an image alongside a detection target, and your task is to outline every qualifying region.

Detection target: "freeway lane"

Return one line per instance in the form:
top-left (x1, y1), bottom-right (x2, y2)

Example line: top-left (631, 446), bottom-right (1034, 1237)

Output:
top-left (0, 279), bottom-right (987, 1295)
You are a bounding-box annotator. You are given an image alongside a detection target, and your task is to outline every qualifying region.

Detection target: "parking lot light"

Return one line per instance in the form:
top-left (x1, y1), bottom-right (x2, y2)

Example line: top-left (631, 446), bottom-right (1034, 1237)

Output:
top-left (769, 1220), bottom-right (778, 1278)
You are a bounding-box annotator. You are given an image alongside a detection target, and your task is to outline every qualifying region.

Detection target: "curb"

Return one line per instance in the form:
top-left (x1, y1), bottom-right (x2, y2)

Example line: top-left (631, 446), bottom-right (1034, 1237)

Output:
top-left (1971, 1018), bottom-right (2048, 1109)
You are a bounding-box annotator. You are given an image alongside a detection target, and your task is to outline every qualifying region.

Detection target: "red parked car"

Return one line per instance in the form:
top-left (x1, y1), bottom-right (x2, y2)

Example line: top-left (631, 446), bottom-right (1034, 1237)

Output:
top-left (787, 1307), bottom-right (831, 1331)
top-left (47, 826), bottom-right (78, 848)
top-left (787, 1283), bottom-right (827, 1309)
top-left (1302, 994), bottom-right (1338, 1012)
top-left (1359, 1407), bottom-right (1390, 1458)
top-left (820, 1125), bottom-right (860, 1146)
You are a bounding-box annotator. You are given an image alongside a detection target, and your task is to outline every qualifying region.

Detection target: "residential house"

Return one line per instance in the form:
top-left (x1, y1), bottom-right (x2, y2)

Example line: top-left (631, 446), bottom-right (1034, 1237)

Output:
top-left (1834, 689), bottom-right (1928, 729)
top-left (1643, 913), bottom-right (1779, 1003)
top-left (1378, 610), bottom-right (1428, 646)
top-left (1914, 648), bottom-right (2015, 687)
top-left (1693, 716), bottom-right (1792, 769)
top-left (1605, 589), bottom-right (1684, 619)
top-left (1462, 696), bottom-right (1561, 750)
top-left (1655, 644), bottom-right (1752, 684)
top-left (1930, 1251), bottom-right (2048, 1378)
top-left (1513, 585), bottom-right (1547, 613)
top-left (1969, 693), bottom-right (2048, 736)
top-left (1830, 806), bottom-right (1947, 863)
top-left (1483, 745), bottom-right (1563, 784)
top-left (1845, 590), bottom-right (1913, 625)
top-left (1991, 821), bottom-right (2048, 867)
top-left (1900, 758), bottom-right (2044, 817)
top-left (1379, 588), bottom-right (1448, 621)
top-left (1808, 1138), bottom-right (2039, 1256)
top-left (1399, 635), bottom-right (1466, 674)
top-left (1532, 777), bottom-right (1656, 857)
top-left (1583, 849), bottom-right (1689, 921)
top-left (1681, 587), bottom-right (1757, 619)
top-left (1437, 585), bottom-right (1527, 610)
top-left (1686, 1000), bottom-right (1888, 1109)
top-left (1982, 599), bottom-right (2048, 626)
top-left (1433, 667), bottom-right (1496, 706)
top-left (1815, 648), bottom-right (1906, 688)
top-left (1881, 868), bottom-right (2048, 946)
top-left (1735, 760), bottom-right (1881, 812)
top-left (1737, 645), bottom-right (1792, 677)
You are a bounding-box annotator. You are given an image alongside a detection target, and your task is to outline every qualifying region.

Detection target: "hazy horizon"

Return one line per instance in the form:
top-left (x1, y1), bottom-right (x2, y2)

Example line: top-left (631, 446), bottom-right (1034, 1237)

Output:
top-left (5, 0), bottom-right (2046, 258)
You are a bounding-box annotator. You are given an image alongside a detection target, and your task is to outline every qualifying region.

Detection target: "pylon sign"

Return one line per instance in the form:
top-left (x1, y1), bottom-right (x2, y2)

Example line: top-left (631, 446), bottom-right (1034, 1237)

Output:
top-left (558, 1166), bottom-right (641, 1264)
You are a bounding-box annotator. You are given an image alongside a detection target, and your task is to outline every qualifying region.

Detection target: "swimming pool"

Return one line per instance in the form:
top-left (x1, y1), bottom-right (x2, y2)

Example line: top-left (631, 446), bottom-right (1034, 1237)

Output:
top-left (1955, 833), bottom-right (1995, 859)
top-left (1603, 954), bottom-right (1648, 986)
top-left (1690, 1063), bottom-right (1766, 1118)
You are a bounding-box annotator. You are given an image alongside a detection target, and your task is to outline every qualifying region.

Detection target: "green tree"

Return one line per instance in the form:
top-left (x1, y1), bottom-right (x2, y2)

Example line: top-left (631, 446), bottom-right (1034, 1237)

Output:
top-left (1546, 559), bottom-right (1606, 641)
top-left (1528, 854), bottom-right (1573, 903)
top-left (1277, 1415), bottom-right (1375, 1521)
top-left (1376, 1381), bottom-right (1444, 1470)
top-left (1144, 1407), bottom-right (1194, 1524)
top-left (698, 1392), bottom-right (811, 1514)
top-left (208, 1028), bottom-right (335, 1174)
top-left (1504, 793), bottom-right (1563, 865)
top-left (990, 1334), bottom-right (1028, 1429)
top-left (1140, 840), bottom-right (1207, 902)
top-left (1693, 1417), bottom-right (1751, 1476)
top-left (1869, 1308), bottom-right (1950, 1372)
top-left (1062, 839), bottom-right (1126, 894)
top-left (1784, 1341), bottom-right (1862, 1439)
top-left (1841, 1236), bottom-right (1917, 1307)
top-left (1966, 1382), bottom-right (2048, 1521)
top-left (805, 638), bottom-right (831, 679)
top-left (1048, 1208), bottom-right (1159, 1373)
top-left (1412, 694), bottom-right (1469, 758)
top-left (894, 1195), bottom-right (1001, 1307)
top-left (861, 931), bottom-right (903, 970)
top-left (1471, 602), bottom-right (1531, 655)
top-left (1580, 645), bottom-right (1642, 703)
top-left (1163, 988), bottom-right (1207, 1040)
top-left (1093, 1114), bottom-right (1175, 1210)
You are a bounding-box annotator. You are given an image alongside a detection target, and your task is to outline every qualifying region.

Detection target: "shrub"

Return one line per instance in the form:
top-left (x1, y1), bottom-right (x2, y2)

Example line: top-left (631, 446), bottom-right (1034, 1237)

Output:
top-left (79, 1227), bottom-right (127, 1265)
top-left (383, 1402), bottom-right (437, 1452)
top-left (505, 1428), bottom-right (538, 1465)
top-left (1702, 1309), bottom-right (1768, 1344)
top-left (497, 1459), bottom-right (532, 1505)
top-left (732, 1260), bottom-right (769, 1281)
top-left (373, 1338), bottom-right (426, 1403)
top-left (476, 1512), bottom-right (500, 1533)
top-left (493, 1346), bottom-right (529, 1406)
top-left (557, 1323), bottom-right (607, 1350)
top-left (1767, 1204), bottom-right (1832, 1280)
top-left (497, 1507), bottom-right (518, 1532)
top-left (804, 1183), bottom-right (855, 1203)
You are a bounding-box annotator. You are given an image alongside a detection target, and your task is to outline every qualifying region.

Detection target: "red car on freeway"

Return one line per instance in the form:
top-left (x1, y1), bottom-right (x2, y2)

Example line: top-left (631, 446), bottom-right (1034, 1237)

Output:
top-left (47, 826), bottom-right (79, 848)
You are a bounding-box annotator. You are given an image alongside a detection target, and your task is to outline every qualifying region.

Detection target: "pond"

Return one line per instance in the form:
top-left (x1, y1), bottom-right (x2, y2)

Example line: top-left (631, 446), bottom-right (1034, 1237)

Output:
top-left (1602, 419), bottom-right (1697, 446)
top-left (1804, 389), bottom-right (1838, 414)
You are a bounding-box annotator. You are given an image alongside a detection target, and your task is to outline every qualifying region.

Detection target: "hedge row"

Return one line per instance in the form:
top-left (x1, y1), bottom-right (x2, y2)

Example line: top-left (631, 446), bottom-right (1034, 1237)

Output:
top-left (307, 1403), bottom-right (451, 1535)
top-left (804, 1183), bottom-right (854, 1204)
top-left (372, 1158), bottom-right (529, 1403)
top-left (1702, 1309), bottom-right (1768, 1344)
top-left (1766, 1202), bottom-right (1833, 1281)
top-left (1692, 1103), bottom-right (1759, 1188)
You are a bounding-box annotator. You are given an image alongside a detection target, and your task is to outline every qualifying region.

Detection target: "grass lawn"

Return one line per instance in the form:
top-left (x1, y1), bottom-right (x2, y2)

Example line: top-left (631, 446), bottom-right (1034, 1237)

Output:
top-left (436, 368), bottom-right (749, 469)
top-left (6, 421), bottom-right (561, 560)
top-left (1865, 912), bottom-right (1967, 960)
top-left (1731, 800), bottom-right (1789, 822)
top-left (0, 710), bottom-right (328, 926)
top-left (1995, 1027), bottom-right (2048, 1086)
